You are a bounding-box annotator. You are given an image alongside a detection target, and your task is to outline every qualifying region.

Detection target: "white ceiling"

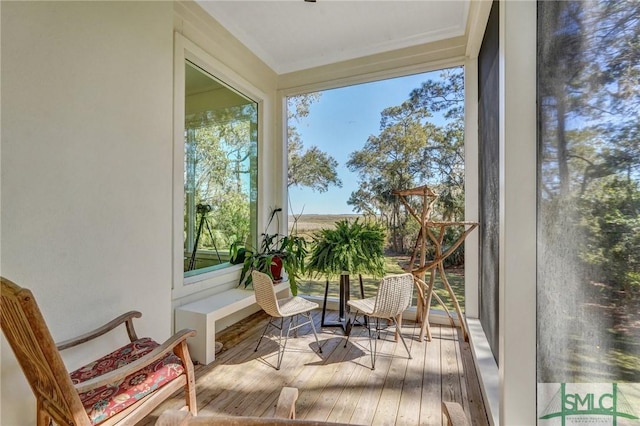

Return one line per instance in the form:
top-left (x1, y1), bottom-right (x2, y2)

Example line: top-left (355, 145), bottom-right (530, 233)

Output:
top-left (196, 1), bottom-right (471, 74)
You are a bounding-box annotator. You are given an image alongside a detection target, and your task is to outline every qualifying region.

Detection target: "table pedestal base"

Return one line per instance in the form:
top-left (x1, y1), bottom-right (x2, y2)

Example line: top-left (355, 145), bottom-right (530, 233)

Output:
top-left (321, 274), bottom-right (366, 333)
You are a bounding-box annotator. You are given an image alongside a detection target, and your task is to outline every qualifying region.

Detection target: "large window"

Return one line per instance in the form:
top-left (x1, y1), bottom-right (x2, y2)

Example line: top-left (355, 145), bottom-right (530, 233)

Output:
top-left (286, 68), bottom-right (467, 312)
top-left (181, 59), bottom-right (258, 280)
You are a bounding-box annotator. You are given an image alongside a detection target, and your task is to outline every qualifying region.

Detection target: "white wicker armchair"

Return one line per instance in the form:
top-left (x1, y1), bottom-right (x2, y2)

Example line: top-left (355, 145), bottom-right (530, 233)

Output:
top-left (252, 271), bottom-right (323, 369)
top-left (344, 273), bottom-right (414, 369)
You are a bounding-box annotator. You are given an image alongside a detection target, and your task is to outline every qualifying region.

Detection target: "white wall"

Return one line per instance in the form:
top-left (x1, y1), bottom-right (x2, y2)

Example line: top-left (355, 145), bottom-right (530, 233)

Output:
top-left (1, 2), bottom-right (174, 424)
top-left (1, 2), bottom-right (281, 421)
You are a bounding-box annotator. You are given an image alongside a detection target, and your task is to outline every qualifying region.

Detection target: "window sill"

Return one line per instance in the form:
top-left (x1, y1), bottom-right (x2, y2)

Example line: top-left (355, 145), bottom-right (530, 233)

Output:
top-left (466, 318), bottom-right (499, 426)
top-left (172, 263), bottom-right (243, 300)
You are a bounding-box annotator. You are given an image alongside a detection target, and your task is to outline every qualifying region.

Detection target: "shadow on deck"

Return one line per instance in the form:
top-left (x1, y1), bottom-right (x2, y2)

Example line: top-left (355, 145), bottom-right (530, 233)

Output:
top-left (141, 310), bottom-right (489, 425)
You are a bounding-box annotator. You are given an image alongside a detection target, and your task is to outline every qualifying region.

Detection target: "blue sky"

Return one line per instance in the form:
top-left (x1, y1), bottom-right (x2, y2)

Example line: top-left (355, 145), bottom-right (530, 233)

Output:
top-left (288, 70), bottom-right (444, 215)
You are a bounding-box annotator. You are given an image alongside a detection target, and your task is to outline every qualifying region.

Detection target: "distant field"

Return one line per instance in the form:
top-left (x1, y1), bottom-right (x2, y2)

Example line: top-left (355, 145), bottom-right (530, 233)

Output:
top-left (288, 214), bottom-right (465, 312)
top-left (288, 214), bottom-right (363, 237)
top-left (297, 255), bottom-right (465, 314)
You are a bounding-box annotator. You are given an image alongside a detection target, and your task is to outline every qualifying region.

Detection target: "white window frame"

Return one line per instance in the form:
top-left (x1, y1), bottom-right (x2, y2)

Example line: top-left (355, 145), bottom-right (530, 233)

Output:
top-left (173, 33), bottom-right (267, 299)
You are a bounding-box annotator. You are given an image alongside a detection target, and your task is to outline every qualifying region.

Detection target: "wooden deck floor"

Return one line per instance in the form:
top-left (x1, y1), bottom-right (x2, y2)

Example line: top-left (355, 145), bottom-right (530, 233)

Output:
top-left (141, 310), bottom-right (489, 425)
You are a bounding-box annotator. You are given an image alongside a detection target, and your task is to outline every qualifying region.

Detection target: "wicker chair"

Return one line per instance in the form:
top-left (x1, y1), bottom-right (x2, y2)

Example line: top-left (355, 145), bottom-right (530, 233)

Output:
top-left (0, 276), bottom-right (197, 426)
top-left (344, 273), bottom-right (414, 370)
top-left (252, 271), bottom-right (323, 370)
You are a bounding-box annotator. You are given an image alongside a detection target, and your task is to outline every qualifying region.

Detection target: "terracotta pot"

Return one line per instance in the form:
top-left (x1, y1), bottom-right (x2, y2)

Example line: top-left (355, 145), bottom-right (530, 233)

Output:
top-left (270, 256), bottom-right (283, 281)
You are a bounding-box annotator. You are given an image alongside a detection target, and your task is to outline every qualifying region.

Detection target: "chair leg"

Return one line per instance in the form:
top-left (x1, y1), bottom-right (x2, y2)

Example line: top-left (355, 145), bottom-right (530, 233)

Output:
top-left (392, 317), bottom-right (412, 359)
top-left (343, 310), bottom-right (359, 348)
top-left (369, 320), bottom-right (379, 370)
top-left (306, 312), bottom-right (323, 354)
top-left (255, 317), bottom-right (273, 352)
top-left (276, 317), bottom-right (291, 370)
top-left (175, 340), bottom-right (198, 415)
top-left (345, 313), bottom-right (379, 369)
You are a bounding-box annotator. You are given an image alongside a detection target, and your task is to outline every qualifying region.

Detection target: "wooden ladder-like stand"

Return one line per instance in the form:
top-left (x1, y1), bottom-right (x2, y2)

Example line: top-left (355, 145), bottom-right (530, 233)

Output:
top-left (394, 186), bottom-right (477, 342)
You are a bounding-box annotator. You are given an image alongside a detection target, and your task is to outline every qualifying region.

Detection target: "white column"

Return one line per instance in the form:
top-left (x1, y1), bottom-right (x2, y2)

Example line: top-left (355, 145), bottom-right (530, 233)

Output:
top-left (499, 1), bottom-right (537, 424)
top-left (464, 56), bottom-right (479, 320)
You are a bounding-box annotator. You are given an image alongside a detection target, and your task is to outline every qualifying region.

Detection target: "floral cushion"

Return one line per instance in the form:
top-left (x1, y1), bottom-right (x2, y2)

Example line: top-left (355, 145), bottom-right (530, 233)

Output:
top-left (70, 337), bottom-right (184, 425)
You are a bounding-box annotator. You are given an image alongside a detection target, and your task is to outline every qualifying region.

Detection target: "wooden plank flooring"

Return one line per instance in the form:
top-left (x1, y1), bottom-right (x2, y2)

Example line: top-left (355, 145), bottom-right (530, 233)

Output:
top-left (141, 310), bottom-right (489, 425)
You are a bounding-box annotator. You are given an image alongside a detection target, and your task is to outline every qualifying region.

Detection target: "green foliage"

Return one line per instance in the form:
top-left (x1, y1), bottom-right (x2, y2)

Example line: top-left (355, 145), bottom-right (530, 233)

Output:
top-left (307, 218), bottom-right (386, 279)
top-left (431, 227), bottom-right (466, 267)
top-left (578, 177), bottom-right (640, 292)
top-left (196, 191), bottom-right (250, 250)
top-left (287, 92), bottom-right (321, 121)
top-left (538, 0), bottom-right (640, 296)
top-left (236, 211), bottom-right (308, 295)
top-left (288, 142), bottom-right (342, 193)
top-left (287, 93), bottom-right (342, 194)
top-left (346, 67), bottom-right (465, 252)
top-left (184, 102), bottom-right (257, 263)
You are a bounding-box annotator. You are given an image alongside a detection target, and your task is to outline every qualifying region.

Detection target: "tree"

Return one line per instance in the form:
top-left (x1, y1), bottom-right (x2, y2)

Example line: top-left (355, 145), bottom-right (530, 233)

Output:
top-left (347, 68), bottom-right (465, 251)
top-left (538, 0), bottom-right (640, 293)
top-left (288, 142), bottom-right (341, 193)
top-left (407, 67), bottom-right (465, 221)
top-left (287, 94), bottom-right (342, 194)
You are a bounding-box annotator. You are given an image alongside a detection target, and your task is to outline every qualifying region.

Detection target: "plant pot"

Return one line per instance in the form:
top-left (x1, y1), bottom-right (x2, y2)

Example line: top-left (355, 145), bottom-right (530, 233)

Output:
top-left (270, 256), bottom-right (283, 281)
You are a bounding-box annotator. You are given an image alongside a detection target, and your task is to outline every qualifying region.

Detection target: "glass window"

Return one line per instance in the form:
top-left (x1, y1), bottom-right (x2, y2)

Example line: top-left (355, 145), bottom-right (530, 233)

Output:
top-left (183, 60), bottom-right (258, 278)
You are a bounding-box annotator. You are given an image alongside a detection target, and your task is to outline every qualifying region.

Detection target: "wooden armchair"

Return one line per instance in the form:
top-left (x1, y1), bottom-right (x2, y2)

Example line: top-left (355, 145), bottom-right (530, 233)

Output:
top-left (0, 276), bottom-right (197, 426)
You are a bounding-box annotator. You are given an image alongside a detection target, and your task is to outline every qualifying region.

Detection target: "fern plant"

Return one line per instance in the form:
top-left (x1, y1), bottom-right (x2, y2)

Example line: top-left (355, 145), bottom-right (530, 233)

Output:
top-left (307, 218), bottom-right (386, 279)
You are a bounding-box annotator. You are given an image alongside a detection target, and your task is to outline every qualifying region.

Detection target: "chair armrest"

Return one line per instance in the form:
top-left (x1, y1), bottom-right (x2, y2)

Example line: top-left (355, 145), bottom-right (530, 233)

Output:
top-left (442, 401), bottom-right (469, 426)
top-left (274, 387), bottom-right (298, 419)
top-left (74, 328), bottom-right (196, 394)
top-left (56, 310), bottom-right (142, 350)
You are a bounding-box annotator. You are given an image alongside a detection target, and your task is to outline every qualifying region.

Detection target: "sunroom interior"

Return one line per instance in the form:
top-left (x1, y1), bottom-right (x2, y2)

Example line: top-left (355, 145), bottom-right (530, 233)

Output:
top-left (1, 0), bottom-right (546, 424)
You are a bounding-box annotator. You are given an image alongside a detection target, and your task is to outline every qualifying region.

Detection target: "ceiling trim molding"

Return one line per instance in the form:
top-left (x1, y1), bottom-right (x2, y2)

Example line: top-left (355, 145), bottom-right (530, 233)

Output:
top-left (277, 22), bottom-right (467, 75)
top-left (278, 36), bottom-right (466, 94)
top-left (174, 1), bottom-right (277, 89)
top-left (465, 0), bottom-right (493, 58)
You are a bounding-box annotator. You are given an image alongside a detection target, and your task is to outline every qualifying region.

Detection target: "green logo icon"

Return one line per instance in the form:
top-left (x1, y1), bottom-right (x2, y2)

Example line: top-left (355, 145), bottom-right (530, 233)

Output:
top-left (539, 383), bottom-right (639, 425)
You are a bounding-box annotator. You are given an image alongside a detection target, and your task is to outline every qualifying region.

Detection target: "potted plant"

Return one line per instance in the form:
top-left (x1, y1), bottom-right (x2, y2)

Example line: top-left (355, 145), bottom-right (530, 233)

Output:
top-left (233, 209), bottom-right (308, 296)
top-left (307, 218), bottom-right (386, 279)
top-left (307, 218), bottom-right (386, 325)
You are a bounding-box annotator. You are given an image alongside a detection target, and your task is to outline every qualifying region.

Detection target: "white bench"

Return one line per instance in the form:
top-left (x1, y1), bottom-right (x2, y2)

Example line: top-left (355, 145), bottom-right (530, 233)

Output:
top-left (175, 281), bottom-right (290, 365)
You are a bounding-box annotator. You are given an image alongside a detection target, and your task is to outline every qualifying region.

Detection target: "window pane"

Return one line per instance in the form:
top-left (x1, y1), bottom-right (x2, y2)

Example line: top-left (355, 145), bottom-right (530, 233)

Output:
top-left (286, 68), bottom-right (467, 315)
top-left (183, 60), bottom-right (257, 278)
